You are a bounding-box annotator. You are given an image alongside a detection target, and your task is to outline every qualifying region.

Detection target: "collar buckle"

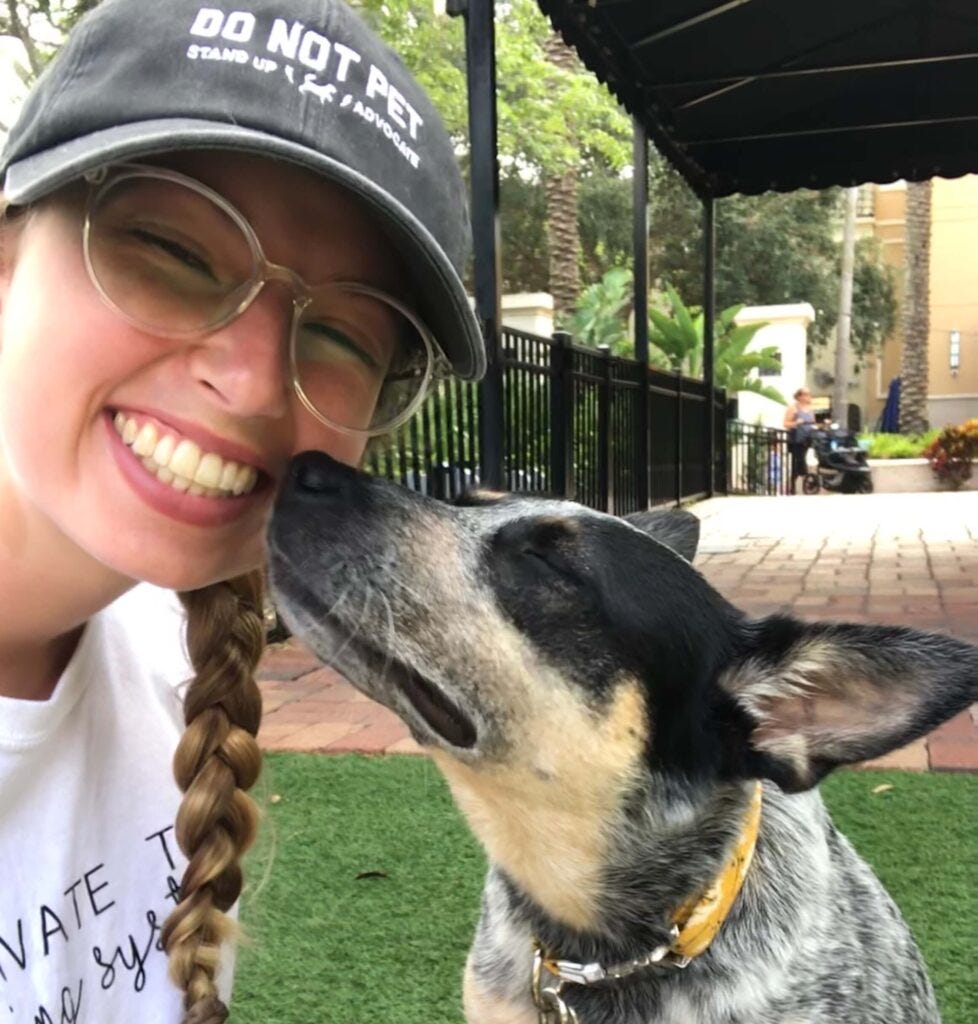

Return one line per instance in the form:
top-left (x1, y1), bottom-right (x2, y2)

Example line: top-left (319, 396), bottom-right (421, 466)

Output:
top-left (532, 943), bottom-right (580, 1023)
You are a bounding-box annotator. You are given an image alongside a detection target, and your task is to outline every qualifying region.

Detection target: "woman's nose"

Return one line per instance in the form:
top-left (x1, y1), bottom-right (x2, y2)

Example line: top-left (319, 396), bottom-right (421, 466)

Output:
top-left (185, 286), bottom-right (294, 419)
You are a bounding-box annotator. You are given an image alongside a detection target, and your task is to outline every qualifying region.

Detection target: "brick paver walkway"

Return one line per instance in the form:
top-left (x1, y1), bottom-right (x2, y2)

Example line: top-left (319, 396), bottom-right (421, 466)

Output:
top-left (258, 491), bottom-right (978, 770)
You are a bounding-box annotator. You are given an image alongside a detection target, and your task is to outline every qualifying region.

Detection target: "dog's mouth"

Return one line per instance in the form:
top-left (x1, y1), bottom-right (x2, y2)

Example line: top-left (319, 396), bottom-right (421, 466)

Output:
top-left (396, 665), bottom-right (478, 749)
top-left (269, 562), bottom-right (479, 750)
top-left (338, 629), bottom-right (479, 750)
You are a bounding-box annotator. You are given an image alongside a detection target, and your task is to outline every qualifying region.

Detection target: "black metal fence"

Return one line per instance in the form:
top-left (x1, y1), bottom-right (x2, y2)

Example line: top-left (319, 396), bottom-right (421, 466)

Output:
top-left (367, 326), bottom-right (728, 513)
top-left (727, 420), bottom-right (792, 496)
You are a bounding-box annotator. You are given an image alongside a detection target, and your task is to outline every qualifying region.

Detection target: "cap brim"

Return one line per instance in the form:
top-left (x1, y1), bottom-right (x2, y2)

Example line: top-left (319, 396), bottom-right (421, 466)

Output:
top-left (3, 118), bottom-right (485, 380)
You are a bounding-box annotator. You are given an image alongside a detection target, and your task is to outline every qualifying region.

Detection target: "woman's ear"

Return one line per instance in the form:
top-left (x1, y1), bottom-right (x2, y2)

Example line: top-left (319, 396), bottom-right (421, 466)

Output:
top-left (722, 615), bottom-right (978, 791)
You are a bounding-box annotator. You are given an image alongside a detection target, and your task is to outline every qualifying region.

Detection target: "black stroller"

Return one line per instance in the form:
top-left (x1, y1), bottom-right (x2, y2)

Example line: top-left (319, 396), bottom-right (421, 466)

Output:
top-left (802, 424), bottom-right (874, 494)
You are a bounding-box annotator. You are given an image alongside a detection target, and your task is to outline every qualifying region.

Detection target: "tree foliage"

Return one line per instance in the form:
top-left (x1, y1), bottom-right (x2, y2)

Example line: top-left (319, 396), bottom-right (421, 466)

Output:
top-left (568, 267), bottom-right (645, 358)
top-left (508, 160), bottom-right (897, 365)
top-left (647, 160), bottom-right (897, 359)
top-left (353, 0), bottom-right (632, 179)
top-left (352, 0), bottom-right (632, 308)
top-left (647, 286), bottom-right (785, 404)
top-left (0, 0), bottom-right (99, 79)
top-left (4, 0), bottom-right (898, 369)
top-left (501, 171), bottom-right (631, 293)
top-left (569, 271), bottom-right (785, 403)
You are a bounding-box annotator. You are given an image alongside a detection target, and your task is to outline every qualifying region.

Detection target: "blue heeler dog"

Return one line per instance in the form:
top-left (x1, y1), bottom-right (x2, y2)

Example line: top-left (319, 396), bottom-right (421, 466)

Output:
top-left (268, 451), bottom-right (977, 1024)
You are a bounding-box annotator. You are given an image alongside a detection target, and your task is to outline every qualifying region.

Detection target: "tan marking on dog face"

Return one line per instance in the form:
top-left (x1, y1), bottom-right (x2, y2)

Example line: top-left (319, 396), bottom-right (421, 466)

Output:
top-left (533, 514), bottom-right (580, 536)
top-left (463, 960), bottom-right (535, 1024)
top-left (433, 677), bottom-right (647, 932)
top-left (463, 488), bottom-right (509, 504)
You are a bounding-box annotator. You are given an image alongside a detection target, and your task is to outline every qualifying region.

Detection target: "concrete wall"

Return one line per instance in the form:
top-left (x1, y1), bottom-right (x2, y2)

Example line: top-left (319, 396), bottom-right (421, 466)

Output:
top-left (733, 303), bottom-right (814, 429)
top-left (921, 176), bottom-right (978, 426)
top-left (500, 293), bottom-right (554, 337)
top-left (927, 394), bottom-right (978, 429)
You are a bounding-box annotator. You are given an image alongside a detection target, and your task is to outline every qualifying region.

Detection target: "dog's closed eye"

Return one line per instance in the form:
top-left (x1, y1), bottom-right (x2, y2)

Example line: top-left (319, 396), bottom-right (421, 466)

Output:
top-left (494, 517), bottom-right (581, 581)
top-left (521, 544), bottom-right (558, 568)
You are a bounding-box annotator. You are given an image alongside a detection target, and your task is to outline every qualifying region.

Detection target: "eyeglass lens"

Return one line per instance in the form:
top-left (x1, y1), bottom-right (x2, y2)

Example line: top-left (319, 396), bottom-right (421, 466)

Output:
top-left (85, 172), bottom-right (431, 434)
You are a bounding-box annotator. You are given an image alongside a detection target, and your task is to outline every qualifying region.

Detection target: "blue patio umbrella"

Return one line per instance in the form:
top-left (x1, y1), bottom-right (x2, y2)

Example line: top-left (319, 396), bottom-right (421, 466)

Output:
top-left (879, 377), bottom-right (900, 433)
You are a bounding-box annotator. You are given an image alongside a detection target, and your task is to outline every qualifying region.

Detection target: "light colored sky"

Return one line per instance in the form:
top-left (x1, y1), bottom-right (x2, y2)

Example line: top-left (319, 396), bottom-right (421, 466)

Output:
top-left (0, 37), bottom-right (30, 136)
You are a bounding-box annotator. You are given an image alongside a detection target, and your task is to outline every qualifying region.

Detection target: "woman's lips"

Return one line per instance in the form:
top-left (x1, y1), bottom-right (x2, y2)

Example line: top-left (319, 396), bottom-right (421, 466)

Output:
top-left (104, 410), bottom-right (270, 528)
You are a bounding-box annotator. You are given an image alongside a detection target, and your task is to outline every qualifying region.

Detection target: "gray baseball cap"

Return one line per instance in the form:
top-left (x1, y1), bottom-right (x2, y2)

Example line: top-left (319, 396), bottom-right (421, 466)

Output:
top-left (0, 0), bottom-right (485, 380)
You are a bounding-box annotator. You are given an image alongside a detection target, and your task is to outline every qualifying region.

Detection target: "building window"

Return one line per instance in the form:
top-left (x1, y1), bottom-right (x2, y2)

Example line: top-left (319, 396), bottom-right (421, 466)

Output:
top-left (950, 329), bottom-right (961, 372)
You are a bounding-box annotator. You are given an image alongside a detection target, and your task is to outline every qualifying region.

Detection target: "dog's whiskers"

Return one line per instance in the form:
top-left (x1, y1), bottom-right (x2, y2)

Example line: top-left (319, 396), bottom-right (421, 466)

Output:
top-left (388, 574), bottom-right (428, 608)
top-left (373, 588), bottom-right (400, 690)
top-left (317, 586), bottom-right (368, 667)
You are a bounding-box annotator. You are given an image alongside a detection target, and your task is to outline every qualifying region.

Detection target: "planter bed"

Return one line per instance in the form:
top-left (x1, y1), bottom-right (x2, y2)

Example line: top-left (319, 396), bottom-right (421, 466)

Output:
top-left (868, 457), bottom-right (978, 493)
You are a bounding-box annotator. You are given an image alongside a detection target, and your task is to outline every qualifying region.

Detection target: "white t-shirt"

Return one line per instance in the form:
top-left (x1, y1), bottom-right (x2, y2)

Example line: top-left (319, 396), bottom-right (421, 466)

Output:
top-left (0, 583), bottom-right (233, 1023)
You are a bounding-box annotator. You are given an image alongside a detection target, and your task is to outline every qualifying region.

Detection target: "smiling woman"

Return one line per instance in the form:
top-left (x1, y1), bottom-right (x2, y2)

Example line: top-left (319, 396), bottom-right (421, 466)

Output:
top-left (0, 1), bottom-right (482, 1022)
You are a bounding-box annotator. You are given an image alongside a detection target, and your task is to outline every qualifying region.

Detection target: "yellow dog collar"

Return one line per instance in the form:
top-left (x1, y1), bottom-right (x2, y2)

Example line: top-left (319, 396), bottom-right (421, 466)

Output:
top-left (669, 779), bottom-right (763, 959)
top-left (536, 781), bottom-right (763, 989)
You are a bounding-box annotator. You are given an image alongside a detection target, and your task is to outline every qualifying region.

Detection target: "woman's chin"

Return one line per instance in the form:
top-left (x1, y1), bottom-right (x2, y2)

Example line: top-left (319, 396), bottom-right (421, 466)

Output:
top-left (91, 537), bottom-right (263, 593)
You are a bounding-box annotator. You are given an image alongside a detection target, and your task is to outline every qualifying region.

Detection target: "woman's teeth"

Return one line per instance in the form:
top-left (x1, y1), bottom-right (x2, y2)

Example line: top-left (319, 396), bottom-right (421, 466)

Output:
top-left (113, 413), bottom-right (259, 498)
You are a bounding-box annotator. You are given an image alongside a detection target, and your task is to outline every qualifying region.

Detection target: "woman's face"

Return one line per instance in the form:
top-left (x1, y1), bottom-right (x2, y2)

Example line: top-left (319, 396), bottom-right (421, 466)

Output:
top-left (797, 390), bottom-right (811, 405)
top-left (0, 152), bottom-right (405, 590)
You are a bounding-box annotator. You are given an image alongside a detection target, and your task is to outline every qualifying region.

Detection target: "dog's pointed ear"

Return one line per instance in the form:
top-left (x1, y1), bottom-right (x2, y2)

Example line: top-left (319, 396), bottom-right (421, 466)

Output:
top-left (624, 508), bottom-right (700, 562)
top-left (722, 617), bottom-right (978, 792)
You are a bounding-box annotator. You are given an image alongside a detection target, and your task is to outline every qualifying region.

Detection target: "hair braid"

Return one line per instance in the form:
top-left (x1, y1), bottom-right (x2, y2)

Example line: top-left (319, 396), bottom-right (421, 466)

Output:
top-left (163, 570), bottom-right (266, 1023)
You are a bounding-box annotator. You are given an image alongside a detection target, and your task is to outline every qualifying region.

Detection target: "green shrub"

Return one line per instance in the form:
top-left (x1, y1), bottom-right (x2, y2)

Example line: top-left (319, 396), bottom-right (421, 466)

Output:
top-left (858, 431), bottom-right (939, 459)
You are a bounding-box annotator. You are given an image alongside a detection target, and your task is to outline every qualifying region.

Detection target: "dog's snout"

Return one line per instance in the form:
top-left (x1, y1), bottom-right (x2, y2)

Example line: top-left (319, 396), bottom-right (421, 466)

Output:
top-left (286, 450), bottom-right (359, 500)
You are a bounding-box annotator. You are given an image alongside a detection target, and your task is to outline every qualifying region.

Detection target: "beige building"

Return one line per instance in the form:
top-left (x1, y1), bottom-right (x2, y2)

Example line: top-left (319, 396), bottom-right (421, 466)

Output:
top-left (859, 177), bottom-right (978, 430)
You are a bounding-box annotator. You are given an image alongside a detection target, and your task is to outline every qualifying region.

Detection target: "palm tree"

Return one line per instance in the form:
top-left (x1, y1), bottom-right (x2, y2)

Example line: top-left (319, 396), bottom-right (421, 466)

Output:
top-left (900, 179), bottom-right (932, 435)
top-left (648, 287), bottom-right (786, 404)
top-left (542, 32), bottom-right (581, 327)
top-left (572, 280), bottom-right (787, 403)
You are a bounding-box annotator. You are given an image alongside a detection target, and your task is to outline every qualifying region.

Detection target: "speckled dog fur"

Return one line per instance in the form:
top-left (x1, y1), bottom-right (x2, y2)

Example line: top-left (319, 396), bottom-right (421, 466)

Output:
top-left (269, 453), bottom-right (978, 1024)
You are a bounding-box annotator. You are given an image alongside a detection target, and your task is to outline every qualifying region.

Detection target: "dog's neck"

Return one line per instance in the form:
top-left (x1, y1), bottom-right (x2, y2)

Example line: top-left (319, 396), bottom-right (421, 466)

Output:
top-left (489, 775), bottom-right (762, 968)
top-left (533, 780), bottom-right (762, 999)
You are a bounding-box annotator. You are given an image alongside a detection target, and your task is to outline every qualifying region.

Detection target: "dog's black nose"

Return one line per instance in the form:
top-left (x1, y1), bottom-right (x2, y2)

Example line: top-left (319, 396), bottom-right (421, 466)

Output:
top-left (287, 450), bottom-right (359, 499)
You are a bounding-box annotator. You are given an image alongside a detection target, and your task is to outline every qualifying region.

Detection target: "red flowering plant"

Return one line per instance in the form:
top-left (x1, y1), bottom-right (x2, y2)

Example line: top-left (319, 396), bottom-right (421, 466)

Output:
top-left (922, 418), bottom-right (978, 489)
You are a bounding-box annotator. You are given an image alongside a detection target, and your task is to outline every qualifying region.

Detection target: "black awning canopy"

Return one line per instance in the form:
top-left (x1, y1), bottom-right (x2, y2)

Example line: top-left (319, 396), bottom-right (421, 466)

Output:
top-left (537, 0), bottom-right (978, 197)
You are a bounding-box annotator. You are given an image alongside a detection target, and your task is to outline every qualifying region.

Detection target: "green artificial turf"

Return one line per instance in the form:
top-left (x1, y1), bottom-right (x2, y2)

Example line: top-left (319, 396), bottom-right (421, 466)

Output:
top-left (232, 757), bottom-right (977, 1023)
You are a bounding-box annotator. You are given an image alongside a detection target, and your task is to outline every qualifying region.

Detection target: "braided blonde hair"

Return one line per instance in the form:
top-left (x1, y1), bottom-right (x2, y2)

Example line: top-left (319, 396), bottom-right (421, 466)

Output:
top-left (163, 570), bottom-right (266, 1023)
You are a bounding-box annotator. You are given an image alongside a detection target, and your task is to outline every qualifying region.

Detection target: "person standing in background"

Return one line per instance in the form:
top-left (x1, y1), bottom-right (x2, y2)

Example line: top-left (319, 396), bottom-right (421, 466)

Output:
top-left (784, 387), bottom-right (816, 494)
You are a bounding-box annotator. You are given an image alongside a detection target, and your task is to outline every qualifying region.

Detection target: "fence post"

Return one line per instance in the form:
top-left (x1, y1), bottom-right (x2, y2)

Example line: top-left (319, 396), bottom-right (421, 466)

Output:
top-left (723, 418), bottom-right (732, 495)
top-left (451, 0), bottom-right (504, 489)
top-left (549, 331), bottom-right (574, 499)
top-left (598, 345), bottom-right (613, 513)
top-left (702, 198), bottom-right (716, 497)
top-left (633, 118), bottom-right (651, 510)
top-left (674, 370), bottom-right (684, 506)
top-left (716, 390), bottom-right (729, 494)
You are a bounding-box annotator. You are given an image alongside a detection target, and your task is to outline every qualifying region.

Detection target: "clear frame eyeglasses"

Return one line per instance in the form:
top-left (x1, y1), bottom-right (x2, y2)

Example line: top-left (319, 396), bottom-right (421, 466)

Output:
top-left (81, 163), bottom-right (443, 436)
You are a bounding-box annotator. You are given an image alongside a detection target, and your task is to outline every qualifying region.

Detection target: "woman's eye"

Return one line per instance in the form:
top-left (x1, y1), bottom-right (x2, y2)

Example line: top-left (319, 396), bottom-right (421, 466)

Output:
top-left (130, 228), bottom-right (217, 281)
top-left (301, 322), bottom-right (380, 371)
